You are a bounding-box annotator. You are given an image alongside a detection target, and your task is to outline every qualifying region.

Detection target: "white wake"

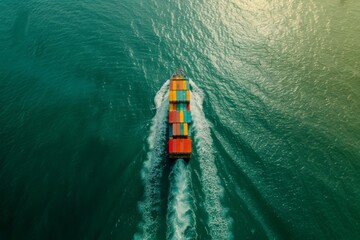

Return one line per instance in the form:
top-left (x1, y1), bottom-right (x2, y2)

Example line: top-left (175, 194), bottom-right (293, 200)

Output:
top-left (134, 80), bottom-right (169, 240)
top-left (166, 159), bottom-right (197, 240)
top-left (190, 79), bottom-right (234, 239)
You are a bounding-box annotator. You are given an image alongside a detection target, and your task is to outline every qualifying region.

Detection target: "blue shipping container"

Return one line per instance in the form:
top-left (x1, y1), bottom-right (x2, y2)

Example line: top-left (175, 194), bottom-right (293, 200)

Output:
top-left (169, 124), bottom-right (173, 137)
top-left (180, 123), bottom-right (184, 135)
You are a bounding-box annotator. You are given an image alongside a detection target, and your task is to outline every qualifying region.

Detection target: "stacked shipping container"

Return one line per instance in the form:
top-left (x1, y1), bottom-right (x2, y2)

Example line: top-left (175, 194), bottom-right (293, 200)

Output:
top-left (168, 74), bottom-right (192, 159)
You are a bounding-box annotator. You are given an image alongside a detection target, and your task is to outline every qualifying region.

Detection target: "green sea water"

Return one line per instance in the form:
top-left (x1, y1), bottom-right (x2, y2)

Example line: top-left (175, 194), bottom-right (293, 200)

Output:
top-left (1, 0), bottom-right (360, 239)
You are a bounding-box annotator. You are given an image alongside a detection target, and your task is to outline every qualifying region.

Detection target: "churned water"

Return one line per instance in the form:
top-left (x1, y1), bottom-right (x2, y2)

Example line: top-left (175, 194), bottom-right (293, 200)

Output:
top-left (0, 0), bottom-right (360, 239)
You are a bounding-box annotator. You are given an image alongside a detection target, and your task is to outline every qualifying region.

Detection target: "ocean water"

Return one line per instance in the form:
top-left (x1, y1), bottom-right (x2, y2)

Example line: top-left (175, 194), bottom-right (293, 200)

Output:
top-left (0, 0), bottom-right (360, 239)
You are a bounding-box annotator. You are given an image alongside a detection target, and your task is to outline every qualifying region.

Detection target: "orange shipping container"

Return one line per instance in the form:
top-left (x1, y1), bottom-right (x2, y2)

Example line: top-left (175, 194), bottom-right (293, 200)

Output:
top-left (183, 139), bottom-right (188, 153)
top-left (185, 139), bottom-right (192, 153)
top-left (174, 139), bottom-right (179, 152)
top-left (169, 91), bottom-right (173, 101)
top-left (173, 123), bottom-right (180, 136)
top-left (169, 112), bottom-right (173, 123)
top-left (177, 139), bottom-right (182, 153)
top-left (175, 111), bottom-right (179, 122)
top-left (170, 91), bottom-right (177, 101)
top-left (177, 123), bottom-right (180, 135)
top-left (170, 81), bottom-right (175, 90)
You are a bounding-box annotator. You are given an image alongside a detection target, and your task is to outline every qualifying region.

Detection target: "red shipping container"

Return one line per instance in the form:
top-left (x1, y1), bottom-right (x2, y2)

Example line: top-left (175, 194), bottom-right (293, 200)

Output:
top-left (178, 139), bottom-right (183, 153)
top-left (169, 139), bottom-right (174, 153)
top-left (174, 139), bottom-right (179, 153)
top-left (185, 139), bottom-right (192, 153)
top-left (172, 112), bottom-right (177, 123)
top-left (186, 103), bottom-right (190, 111)
top-left (183, 139), bottom-right (188, 153)
top-left (169, 111), bottom-right (174, 123)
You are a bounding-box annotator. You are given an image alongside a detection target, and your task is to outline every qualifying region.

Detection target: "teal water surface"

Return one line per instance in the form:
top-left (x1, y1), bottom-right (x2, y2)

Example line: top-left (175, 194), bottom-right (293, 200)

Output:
top-left (0, 0), bottom-right (360, 239)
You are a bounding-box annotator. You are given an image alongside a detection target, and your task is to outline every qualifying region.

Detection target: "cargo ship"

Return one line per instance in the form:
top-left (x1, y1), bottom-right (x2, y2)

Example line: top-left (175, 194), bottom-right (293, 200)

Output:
top-left (168, 68), bottom-right (192, 160)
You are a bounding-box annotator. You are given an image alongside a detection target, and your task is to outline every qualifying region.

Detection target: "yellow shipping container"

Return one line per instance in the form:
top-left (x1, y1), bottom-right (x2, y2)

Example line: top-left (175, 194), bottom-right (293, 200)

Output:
top-left (184, 123), bottom-right (188, 136)
top-left (170, 91), bottom-right (176, 101)
top-left (186, 90), bottom-right (190, 101)
top-left (180, 111), bottom-right (184, 122)
top-left (182, 81), bottom-right (187, 90)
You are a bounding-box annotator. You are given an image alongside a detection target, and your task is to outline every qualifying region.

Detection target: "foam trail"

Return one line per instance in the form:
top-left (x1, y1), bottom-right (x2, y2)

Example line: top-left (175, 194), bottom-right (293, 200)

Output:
top-left (134, 80), bottom-right (169, 240)
top-left (166, 159), bottom-right (197, 240)
top-left (190, 79), bottom-right (234, 239)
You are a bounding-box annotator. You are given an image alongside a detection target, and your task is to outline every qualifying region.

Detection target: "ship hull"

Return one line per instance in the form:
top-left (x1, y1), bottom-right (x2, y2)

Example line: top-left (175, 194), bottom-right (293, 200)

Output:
top-left (167, 69), bottom-right (192, 160)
